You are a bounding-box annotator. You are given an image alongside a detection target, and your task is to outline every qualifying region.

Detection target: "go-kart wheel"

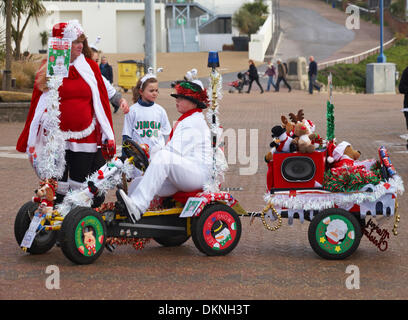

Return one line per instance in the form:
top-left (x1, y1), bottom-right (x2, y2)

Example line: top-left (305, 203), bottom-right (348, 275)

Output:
top-left (59, 207), bottom-right (106, 265)
top-left (191, 203), bottom-right (242, 256)
top-left (308, 208), bottom-right (362, 260)
top-left (154, 235), bottom-right (191, 247)
top-left (122, 139), bottom-right (149, 171)
top-left (14, 201), bottom-right (57, 254)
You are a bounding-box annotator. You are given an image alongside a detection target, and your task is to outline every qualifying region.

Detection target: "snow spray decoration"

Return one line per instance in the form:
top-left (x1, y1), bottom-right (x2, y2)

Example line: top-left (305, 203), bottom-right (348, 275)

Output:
top-left (204, 52), bottom-right (228, 192)
top-left (140, 67), bottom-right (164, 85)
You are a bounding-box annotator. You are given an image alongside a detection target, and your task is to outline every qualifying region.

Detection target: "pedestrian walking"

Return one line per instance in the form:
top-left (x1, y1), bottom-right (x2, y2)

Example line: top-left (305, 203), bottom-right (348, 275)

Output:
top-left (275, 59), bottom-right (291, 92)
top-left (308, 56), bottom-right (321, 94)
top-left (100, 56), bottom-right (113, 84)
top-left (246, 60), bottom-right (264, 94)
top-left (398, 65), bottom-right (408, 149)
top-left (264, 60), bottom-right (277, 92)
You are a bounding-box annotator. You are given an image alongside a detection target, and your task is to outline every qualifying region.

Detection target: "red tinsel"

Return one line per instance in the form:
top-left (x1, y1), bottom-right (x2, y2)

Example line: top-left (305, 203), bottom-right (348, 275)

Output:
top-left (174, 84), bottom-right (209, 107)
top-left (106, 237), bottom-right (150, 250)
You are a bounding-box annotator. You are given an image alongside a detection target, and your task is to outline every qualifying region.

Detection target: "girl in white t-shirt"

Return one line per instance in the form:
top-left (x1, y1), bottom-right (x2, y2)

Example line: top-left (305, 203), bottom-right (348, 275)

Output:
top-left (122, 75), bottom-right (171, 192)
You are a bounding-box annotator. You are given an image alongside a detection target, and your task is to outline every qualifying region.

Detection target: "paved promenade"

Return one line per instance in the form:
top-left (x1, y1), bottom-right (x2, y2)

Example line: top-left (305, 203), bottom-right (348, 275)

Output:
top-left (0, 88), bottom-right (407, 299)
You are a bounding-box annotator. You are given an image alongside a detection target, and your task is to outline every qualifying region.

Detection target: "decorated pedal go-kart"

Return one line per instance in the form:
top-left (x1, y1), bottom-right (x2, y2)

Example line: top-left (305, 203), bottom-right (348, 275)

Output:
top-left (259, 105), bottom-right (404, 260)
top-left (15, 139), bottom-right (245, 265)
top-left (15, 52), bottom-right (247, 265)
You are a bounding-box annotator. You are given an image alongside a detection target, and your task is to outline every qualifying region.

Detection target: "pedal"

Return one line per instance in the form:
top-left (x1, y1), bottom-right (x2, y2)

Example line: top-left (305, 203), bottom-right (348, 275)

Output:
top-left (105, 242), bottom-right (117, 252)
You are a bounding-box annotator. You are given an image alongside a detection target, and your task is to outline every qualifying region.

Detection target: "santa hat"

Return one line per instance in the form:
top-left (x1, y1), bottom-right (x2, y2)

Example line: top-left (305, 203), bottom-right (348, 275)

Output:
top-left (304, 119), bottom-right (315, 133)
top-left (52, 20), bottom-right (84, 42)
top-left (327, 141), bottom-right (350, 163)
top-left (171, 80), bottom-right (209, 109)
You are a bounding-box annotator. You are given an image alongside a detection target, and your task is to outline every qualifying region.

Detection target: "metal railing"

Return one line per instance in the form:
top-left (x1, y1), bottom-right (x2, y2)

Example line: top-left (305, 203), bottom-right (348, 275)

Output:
top-left (318, 37), bottom-right (396, 69)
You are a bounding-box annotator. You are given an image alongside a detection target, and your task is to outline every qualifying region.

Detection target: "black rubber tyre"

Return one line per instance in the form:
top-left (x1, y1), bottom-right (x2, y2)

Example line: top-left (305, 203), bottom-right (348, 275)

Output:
top-left (308, 208), bottom-right (362, 260)
top-left (154, 235), bottom-right (191, 247)
top-left (191, 203), bottom-right (242, 256)
top-left (14, 201), bottom-right (57, 254)
top-left (59, 207), bottom-right (106, 265)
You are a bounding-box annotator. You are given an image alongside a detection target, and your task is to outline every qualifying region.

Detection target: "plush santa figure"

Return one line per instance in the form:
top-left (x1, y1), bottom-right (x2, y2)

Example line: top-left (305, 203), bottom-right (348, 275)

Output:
top-left (327, 141), bottom-right (360, 169)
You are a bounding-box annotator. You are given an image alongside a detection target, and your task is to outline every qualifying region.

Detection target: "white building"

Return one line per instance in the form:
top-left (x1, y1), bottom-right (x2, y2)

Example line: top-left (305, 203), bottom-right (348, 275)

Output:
top-left (23, 0), bottom-right (167, 54)
top-left (22, 0), bottom-right (274, 59)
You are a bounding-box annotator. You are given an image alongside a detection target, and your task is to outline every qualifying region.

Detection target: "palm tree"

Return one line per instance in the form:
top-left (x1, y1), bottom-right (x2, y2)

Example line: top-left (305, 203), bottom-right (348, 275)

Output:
top-left (0, 0), bottom-right (47, 59)
top-left (1, 0), bottom-right (12, 90)
top-left (232, 0), bottom-right (269, 38)
top-left (39, 30), bottom-right (48, 53)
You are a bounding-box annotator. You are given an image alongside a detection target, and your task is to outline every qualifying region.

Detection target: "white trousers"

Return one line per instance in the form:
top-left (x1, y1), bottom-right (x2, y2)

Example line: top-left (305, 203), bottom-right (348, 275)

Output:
top-left (128, 149), bottom-right (209, 212)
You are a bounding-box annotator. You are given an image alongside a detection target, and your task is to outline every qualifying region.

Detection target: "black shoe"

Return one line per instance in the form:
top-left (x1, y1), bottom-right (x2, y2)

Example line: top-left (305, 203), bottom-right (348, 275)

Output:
top-left (288, 88), bottom-right (292, 92)
top-left (115, 189), bottom-right (141, 223)
top-left (113, 106), bottom-right (119, 114)
top-left (260, 91), bottom-right (264, 94)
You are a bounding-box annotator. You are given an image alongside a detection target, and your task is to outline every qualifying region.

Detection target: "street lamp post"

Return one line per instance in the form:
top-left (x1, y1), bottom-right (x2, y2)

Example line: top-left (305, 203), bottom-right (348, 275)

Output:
top-left (377, 0), bottom-right (386, 63)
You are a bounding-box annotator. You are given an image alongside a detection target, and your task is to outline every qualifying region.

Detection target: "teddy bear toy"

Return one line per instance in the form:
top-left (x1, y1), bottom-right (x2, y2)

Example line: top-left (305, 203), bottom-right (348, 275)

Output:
top-left (265, 125), bottom-right (297, 162)
top-left (32, 179), bottom-right (57, 216)
top-left (327, 141), bottom-right (361, 168)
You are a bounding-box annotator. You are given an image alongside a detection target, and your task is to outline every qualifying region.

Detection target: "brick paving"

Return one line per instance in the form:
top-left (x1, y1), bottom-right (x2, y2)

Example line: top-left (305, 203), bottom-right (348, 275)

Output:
top-left (0, 0), bottom-right (405, 301)
top-left (0, 88), bottom-right (407, 299)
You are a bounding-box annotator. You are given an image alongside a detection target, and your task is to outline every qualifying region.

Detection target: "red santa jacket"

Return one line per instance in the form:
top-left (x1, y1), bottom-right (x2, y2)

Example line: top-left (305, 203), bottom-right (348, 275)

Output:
top-left (16, 57), bottom-right (113, 153)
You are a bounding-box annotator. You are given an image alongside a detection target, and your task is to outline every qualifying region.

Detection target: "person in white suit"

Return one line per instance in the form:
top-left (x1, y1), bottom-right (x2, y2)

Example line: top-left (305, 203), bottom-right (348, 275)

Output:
top-left (118, 80), bottom-right (212, 223)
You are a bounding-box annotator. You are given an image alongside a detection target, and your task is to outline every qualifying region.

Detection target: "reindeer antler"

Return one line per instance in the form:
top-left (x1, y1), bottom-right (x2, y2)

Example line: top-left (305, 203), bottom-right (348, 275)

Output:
top-left (288, 113), bottom-right (297, 123)
top-left (296, 109), bottom-right (304, 122)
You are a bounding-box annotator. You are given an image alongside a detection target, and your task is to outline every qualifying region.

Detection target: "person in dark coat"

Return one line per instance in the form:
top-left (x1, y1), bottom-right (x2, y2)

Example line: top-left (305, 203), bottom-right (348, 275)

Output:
top-left (398, 66), bottom-right (408, 149)
top-left (246, 60), bottom-right (264, 94)
top-left (308, 56), bottom-right (321, 94)
top-left (100, 56), bottom-right (113, 84)
top-left (275, 59), bottom-right (291, 92)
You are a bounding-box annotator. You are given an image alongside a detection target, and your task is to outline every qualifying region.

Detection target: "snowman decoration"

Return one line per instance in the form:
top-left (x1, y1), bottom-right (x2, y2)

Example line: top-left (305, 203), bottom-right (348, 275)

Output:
top-left (212, 220), bottom-right (236, 250)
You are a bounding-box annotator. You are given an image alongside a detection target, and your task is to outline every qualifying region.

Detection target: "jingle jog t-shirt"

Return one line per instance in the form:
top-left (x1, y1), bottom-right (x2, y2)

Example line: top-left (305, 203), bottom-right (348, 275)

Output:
top-left (122, 100), bottom-right (171, 155)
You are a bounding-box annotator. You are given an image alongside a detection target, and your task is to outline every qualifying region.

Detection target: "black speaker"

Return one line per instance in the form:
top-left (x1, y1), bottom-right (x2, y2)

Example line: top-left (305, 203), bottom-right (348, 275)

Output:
top-left (281, 157), bottom-right (316, 182)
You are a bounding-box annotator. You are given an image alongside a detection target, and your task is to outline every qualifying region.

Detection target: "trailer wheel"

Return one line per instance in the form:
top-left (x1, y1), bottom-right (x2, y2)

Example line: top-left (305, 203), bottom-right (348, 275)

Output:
top-left (59, 207), bottom-right (106, 265)
top-left (308, 208), bottom-right (362, 260)
top-left (192, 203), bottom-right (241, 256)
top-left (14, 201), bottom-right (57, 254)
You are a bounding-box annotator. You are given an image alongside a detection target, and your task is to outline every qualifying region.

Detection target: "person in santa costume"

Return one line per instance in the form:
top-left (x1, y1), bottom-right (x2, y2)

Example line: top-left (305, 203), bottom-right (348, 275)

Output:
top-left (16, 20), bottom-right (115, 202)
top-left (117, 79), bottom-right (212, 223)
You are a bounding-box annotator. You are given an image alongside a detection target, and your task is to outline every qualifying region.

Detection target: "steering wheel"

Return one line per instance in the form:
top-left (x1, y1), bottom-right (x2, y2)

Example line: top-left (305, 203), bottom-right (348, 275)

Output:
top-left (122, 139), bottom-right (149, 172)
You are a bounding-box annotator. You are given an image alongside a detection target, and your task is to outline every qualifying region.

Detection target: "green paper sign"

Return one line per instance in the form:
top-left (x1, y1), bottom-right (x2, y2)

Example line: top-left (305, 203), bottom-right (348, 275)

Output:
top-left (46, 37), bottom-right (71, 78)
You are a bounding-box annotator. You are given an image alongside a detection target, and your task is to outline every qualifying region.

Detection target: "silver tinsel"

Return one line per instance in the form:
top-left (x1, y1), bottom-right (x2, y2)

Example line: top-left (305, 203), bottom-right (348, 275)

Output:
top-left (36, 76), bottom-right (66, 180)
top-left (56, 158), bottom-right (135, 217)
top-left (204, 69), bottom-right (228, 192)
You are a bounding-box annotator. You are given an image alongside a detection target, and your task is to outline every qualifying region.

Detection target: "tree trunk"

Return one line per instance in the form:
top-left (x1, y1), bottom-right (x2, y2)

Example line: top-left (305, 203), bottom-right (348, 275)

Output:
top-left (2, 0), bottom-right (12, 91)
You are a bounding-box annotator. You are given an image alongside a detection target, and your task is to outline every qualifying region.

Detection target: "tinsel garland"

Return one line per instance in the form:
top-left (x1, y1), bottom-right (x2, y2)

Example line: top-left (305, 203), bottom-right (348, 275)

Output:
top-left (323, 165), bottom-right (382, 193)
top-left (35, 76), bottom-right (66, 179)
top-left (264, 174), bottom-right (404, 212)
top-left (326, 101), bottom-right (335, 141)
top-left (56, 158), bottom-right (135, 217)
top-left (175, 83), bottom-right (210, 107)
top-left (204, 69), bottom-right (228, 192)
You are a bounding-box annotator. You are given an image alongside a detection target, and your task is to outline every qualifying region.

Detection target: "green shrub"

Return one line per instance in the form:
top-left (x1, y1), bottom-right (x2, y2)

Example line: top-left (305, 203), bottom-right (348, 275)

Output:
top-left (318, 39), bottom-right (408, 93)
